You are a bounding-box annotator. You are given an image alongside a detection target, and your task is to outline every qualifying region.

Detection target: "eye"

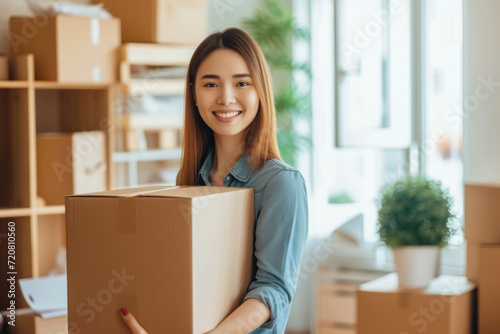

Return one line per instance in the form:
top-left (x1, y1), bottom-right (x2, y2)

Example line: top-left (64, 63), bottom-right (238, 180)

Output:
top-left (204, 82), bottom-right (218, 88)
top-left (236, 81), bottom-right (249, 87)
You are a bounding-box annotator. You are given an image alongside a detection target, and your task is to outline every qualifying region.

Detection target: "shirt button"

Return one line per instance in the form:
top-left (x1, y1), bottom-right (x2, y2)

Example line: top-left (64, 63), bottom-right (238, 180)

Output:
top-left (226, 176), bottom-right (231, 181)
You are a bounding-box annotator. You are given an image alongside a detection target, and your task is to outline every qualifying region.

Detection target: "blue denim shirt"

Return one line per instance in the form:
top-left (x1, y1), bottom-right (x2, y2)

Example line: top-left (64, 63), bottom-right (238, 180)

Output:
top-left (197, 151), bottom-right (308, 334)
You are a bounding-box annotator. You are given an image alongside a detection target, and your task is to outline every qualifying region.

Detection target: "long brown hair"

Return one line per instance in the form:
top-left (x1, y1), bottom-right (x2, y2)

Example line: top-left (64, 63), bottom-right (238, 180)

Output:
top-left (177, 27), bottom-right (281, 185)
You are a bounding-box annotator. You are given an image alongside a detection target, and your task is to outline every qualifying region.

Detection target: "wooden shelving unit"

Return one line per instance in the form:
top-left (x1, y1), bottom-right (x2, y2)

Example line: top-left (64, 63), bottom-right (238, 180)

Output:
top-left (114, 43), bottom-right (195, 187)
top-left (0, 54), bottom-right (115, 309)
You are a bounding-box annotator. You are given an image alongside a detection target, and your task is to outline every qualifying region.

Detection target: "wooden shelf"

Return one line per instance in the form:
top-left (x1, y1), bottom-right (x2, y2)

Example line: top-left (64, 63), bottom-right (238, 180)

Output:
top-left (0, 53), bottom-right (115, 293)
top-left (121, 43), bottom-right (195, 66)
top-left (35, 205), bottom-right (65, 215)
top-left (122, 78), bottom-right (185, 95)
top-left (113, 148), bottom-right (181, 162)
top-left (0, 81), bottom-right (115, 89)
top-left (0, 207), bottom-right (32, 218)
top-left (0, 81), bottom-right (29, 88)
top-left (34, 81), bottom-right (115, 90)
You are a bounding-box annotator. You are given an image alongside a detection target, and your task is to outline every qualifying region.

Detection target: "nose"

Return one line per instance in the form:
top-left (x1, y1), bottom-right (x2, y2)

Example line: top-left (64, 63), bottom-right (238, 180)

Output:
top-left (216, 85), bottom-right (236, 105)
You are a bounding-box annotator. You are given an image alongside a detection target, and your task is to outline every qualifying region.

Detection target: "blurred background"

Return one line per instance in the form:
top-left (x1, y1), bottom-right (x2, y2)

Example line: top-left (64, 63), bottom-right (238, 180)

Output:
top-left (0, 0), bottom-right (474, 333)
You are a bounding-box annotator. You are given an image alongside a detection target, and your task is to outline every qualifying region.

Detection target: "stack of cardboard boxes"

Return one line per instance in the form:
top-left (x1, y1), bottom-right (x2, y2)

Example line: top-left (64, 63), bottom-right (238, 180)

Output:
top-left (357, 183), bottom-right (500, 333)
top-left (465, 183), bottom-right (500, 333)
top-left (9, 15), bottom-right (121, 82)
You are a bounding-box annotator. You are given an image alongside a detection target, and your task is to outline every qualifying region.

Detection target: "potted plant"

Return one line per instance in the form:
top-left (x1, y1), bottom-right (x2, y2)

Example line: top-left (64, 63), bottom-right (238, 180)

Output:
top-left (377, 176), bottom-right (456, 288)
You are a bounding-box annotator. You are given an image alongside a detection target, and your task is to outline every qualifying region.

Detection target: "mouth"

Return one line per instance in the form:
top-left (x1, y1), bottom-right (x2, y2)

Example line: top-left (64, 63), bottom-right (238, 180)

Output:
top-left (213, 110), bottom-right (242, 119)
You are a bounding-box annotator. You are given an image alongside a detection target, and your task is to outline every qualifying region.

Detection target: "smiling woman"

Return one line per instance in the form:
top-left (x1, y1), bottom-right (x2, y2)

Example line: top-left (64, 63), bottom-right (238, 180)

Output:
top-left (195, 49), bottom-right (259, 140)
top-left (120, 27), bottom-right (309, 334)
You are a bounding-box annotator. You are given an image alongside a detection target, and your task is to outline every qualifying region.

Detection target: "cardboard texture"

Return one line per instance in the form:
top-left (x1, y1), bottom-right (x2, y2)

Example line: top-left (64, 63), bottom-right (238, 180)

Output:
top-left (94, 0), bottom-right (206, 44)
top-left (9, 15), bottom-right (120, 82)
top-left (464, 183), bottom-right (500, 242)
top-left (1, 309), bottom-right (67, 334)
top-left (66, 186), bottom-right (254, 333)
top-left (357, 274), bottom-right (475, 334)
top-left (0, 54), bottom-right (8, 80)
top-left (37, 131), bottom-right (107, 205)
top-left (479, 244), bottom-right (500, 334)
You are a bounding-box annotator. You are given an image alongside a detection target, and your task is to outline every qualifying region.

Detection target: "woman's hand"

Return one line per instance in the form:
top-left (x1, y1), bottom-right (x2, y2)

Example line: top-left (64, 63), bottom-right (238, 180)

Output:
top-left (120, 308), bottom-right (149, 334)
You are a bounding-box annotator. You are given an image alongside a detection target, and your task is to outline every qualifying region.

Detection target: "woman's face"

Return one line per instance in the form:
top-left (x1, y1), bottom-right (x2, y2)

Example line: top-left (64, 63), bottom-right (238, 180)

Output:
top-left (194, 49), bottom-right (260, 139)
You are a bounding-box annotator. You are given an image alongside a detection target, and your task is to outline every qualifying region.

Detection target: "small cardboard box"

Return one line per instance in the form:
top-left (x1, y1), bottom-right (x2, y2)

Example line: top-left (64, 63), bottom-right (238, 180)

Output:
top-left (479, 244), bottom-right (500, 333)
top-left (9, 15), bottom-right (120, 82)
top-left (94, 0), bottom-right (206, 44)
top-left (464, 183), bottom-right (500, 243)
top-left (66, 186), bottom-right (254, 333)
top-left (0, 53), bottom-right (8, 80)
top-left (357, 274), bottom-right (476, 334)
top-left (37, 131), bottom-right (107, 205)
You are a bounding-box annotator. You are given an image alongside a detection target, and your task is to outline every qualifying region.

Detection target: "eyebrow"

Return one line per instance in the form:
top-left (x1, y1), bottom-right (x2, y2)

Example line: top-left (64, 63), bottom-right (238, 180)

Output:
top-left (200, 73), bottom-right (252, 79)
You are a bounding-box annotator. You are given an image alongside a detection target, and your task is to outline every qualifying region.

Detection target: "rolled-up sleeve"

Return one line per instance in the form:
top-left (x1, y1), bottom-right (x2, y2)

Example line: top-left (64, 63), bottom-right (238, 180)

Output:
top-left (242, 169), bottom-right (308, 329)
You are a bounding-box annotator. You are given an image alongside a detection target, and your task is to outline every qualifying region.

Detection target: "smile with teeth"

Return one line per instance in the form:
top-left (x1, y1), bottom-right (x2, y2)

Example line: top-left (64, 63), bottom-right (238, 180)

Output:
top-left (214, 111), bottom-right (242, 118)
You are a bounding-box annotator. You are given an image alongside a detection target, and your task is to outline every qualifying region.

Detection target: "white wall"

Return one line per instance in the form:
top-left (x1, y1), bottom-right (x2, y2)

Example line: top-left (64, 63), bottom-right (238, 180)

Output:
top-left (464, 0), bottom-right (500, 184)
top-left (207, 0), bottom-right (259, 33)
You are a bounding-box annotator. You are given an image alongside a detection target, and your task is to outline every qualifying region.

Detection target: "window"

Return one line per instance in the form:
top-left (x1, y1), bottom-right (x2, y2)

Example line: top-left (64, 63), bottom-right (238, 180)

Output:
top-left (310, 0), bottom-right (464, 271)
top-left (335, 0), bottom-right (411, 148)
top-left (423, 0), bottom-right (463, 245)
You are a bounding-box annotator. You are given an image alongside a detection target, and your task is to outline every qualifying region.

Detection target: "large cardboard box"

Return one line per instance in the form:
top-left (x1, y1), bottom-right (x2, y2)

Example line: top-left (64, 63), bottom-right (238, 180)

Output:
top-left (37, 132), bottom-right (107, 205)
top-left (0, 53), bottom-right (8, 80)
top-left (66, 186), bottom-right (254, 333)
top-left (1, 308), bottom-right (67, 334)
top-left (479, 244), bottom-right (500, 334)
top-left (9, 15), bottom-right (120, 82)
top-left (464, 183), bottom-right (500, 242)
top-left (94, 0), bottom-right (206, 44)
top-left (357, 274), bottom-right (476, 334)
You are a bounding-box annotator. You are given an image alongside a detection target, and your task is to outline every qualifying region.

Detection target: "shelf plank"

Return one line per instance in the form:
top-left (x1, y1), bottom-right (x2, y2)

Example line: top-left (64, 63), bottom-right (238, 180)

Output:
top-left (35, 205), bottom-right (65, 215)
top-left (0, 207), bottom-right (32, 218)
top-left (0, 81), bottom-right (29, 88)
top-left (122, 78), bottom-right (185, 95)
top-left (121, 43), bottom-right (195, 66)
top-left (34, 81), bottom-right (115, 90)
top-left (122, 113), bottom-right (183, 130)
top-left (113, 149), bottom-right (182, 162)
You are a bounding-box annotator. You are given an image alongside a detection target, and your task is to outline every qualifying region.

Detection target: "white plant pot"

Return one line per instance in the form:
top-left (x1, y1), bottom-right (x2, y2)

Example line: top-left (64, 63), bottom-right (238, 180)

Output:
top-left (393, 246), bottom-right (440, 288)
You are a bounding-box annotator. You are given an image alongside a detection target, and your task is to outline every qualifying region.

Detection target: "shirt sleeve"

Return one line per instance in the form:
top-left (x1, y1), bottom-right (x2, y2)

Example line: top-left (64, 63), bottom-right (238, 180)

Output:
top-left (242, 169), bottom-right (309, 329)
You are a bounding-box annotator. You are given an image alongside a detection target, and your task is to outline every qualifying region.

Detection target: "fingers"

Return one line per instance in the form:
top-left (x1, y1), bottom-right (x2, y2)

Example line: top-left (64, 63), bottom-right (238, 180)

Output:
top-left (120, 308), bottom-right (148, 334)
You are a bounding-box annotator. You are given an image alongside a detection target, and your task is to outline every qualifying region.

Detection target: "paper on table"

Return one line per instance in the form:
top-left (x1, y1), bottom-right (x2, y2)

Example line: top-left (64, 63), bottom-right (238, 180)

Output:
top-left (18, 274), bottom-right (67, 319)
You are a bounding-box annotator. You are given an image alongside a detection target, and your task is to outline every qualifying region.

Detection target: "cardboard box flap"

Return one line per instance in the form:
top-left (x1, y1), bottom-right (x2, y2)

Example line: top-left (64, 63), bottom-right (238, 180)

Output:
top-left (139, 186), bottom-right (248, 199)
top-left (66, 185), bottom-right (171, 198)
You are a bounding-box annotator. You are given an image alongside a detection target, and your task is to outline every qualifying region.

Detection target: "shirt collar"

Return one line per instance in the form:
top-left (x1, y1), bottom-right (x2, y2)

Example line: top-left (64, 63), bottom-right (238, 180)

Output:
top-left (198, 150), bottom-right (253, 184)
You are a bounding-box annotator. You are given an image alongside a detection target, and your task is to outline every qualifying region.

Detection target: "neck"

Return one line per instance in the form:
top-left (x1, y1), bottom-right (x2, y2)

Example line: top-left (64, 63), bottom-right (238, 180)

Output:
top-left (212, 132), bottom-right (245, 174)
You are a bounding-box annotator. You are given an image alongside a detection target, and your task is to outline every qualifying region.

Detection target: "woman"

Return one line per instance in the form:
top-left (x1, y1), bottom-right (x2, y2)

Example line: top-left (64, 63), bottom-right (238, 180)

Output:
top-left (121, 27), bottom-right (308, 334)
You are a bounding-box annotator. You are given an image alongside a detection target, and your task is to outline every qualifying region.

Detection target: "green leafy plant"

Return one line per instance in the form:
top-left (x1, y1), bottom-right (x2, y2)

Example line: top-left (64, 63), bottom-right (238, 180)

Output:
top-left (243, 0), bottom-right (311, 166)
top-left (377, 176), bottom-right (456, 248)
